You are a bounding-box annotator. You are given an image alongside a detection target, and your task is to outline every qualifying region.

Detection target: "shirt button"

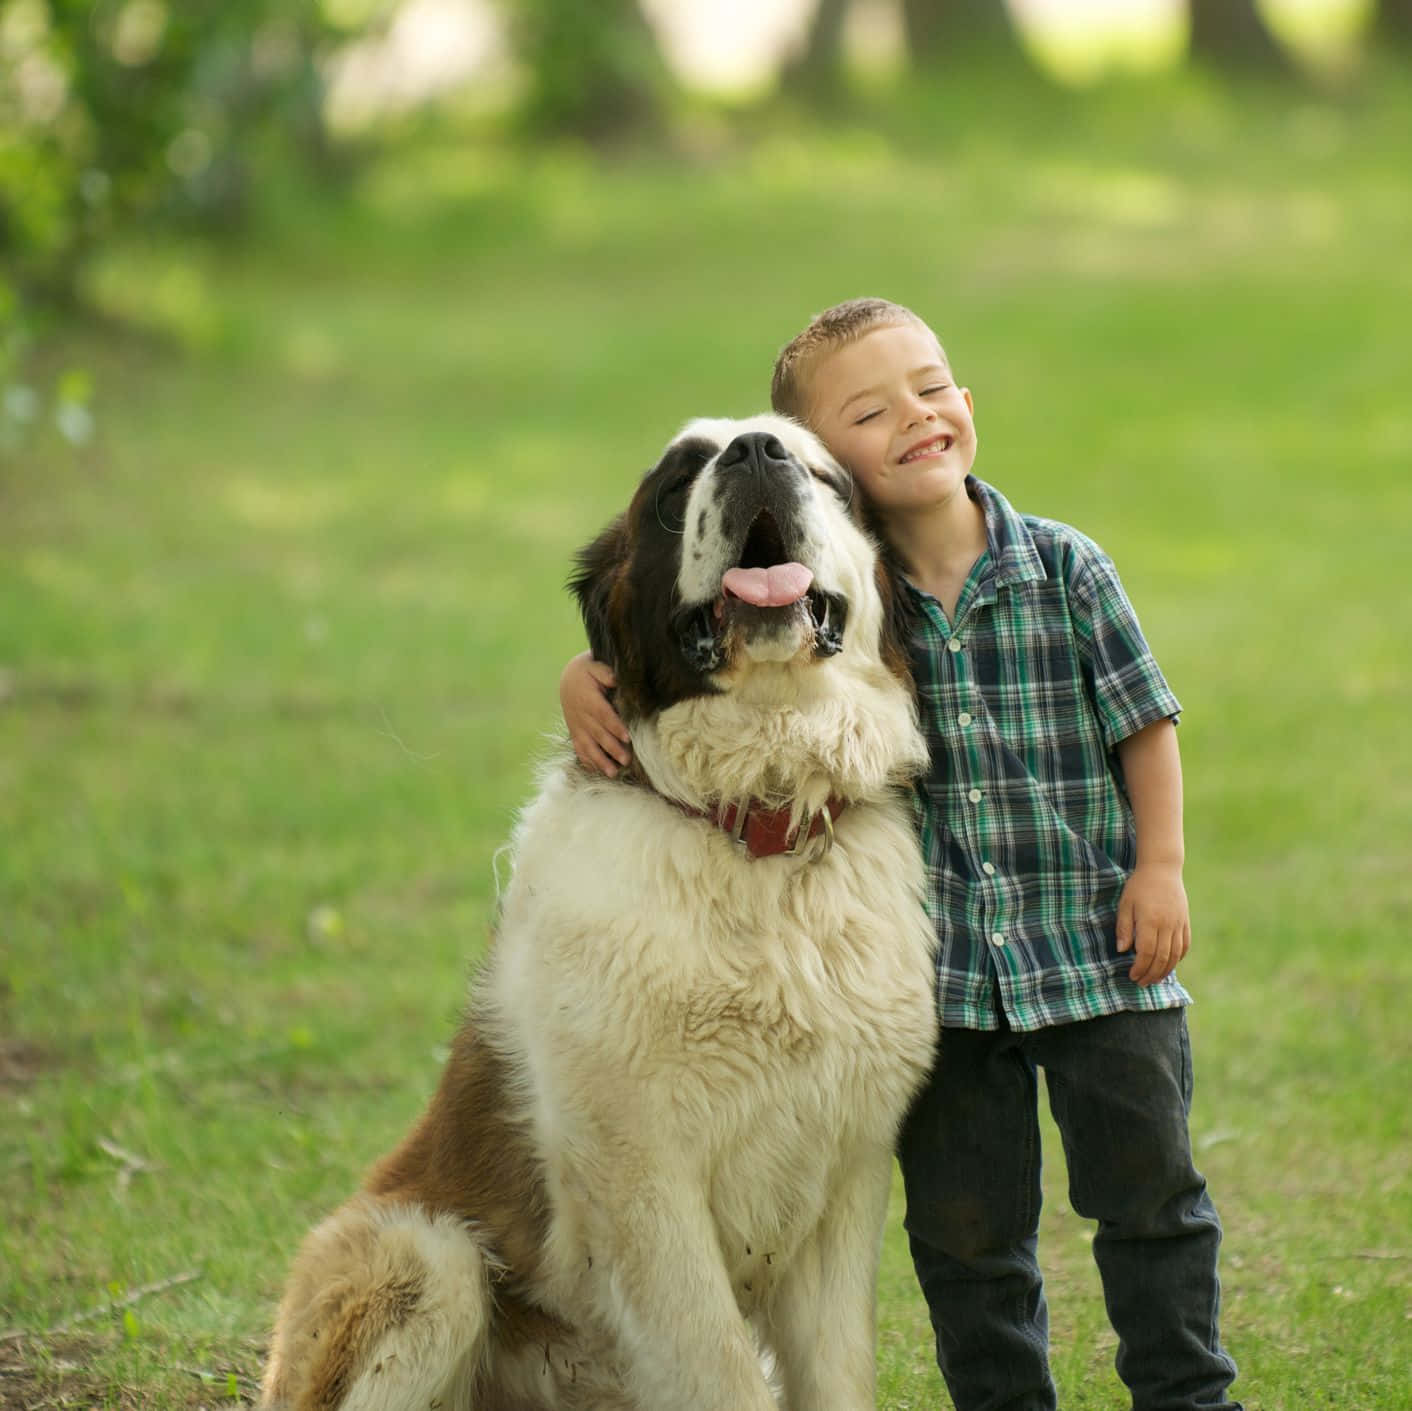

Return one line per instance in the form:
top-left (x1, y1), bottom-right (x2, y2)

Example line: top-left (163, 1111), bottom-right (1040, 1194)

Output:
top-left (982, 861), bottom-right (996, 876)
top-left (957, 711), bottom-right (972, 726)
top-left (967, 787), bottom-right (983, 803)
top-left (947, 638), bottom-right (962, 653)
top-left (990, 932), bottom-right (1006, 947)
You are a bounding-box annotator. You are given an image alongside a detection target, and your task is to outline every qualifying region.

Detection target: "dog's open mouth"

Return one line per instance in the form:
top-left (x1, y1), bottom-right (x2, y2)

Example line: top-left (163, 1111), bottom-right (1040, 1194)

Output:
top-left (676, 510), bottom-right (848, 671)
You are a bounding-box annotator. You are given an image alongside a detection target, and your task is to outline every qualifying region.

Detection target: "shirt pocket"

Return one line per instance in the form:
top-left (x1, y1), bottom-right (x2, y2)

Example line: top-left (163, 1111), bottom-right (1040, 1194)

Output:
top-left (982, 604), bottom-right (1099, 765)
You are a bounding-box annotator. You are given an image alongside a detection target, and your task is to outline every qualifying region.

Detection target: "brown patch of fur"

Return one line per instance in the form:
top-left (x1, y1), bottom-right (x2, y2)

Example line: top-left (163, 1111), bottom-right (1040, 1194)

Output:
top-left (874, 556), bottom-right (917, 690)
top-left (603, 548), bottom-right (648, 722)
top-left (263, 1013), bottom-right (570, 1408)
top-left (303, 1272), bottom-right (424, 1410)
top-left (567, 513), bottom-right (630, 675)
top-left (364, 1014), bottom-right (556, 1315)
top-left (262, 1202), bottom-right (441, 1409)
top-left (493, 1285), bottom-right (573, 1355)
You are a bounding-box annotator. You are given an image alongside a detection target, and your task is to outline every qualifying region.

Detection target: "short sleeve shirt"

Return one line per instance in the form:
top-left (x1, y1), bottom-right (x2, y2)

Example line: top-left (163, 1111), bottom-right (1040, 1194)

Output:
top-left (906, 477), bottom-right (1190, 1031)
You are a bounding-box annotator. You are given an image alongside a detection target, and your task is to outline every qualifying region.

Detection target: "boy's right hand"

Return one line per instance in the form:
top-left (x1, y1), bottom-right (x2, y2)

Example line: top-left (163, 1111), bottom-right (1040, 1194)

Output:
top-left (560, 650), bottom-right (632, 777)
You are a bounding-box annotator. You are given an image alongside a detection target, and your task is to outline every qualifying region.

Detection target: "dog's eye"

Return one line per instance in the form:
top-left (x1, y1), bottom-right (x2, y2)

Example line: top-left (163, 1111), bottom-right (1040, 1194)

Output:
top-left (813, 466), bottom-right (855, 511)
top-left (648, 437), bottom-right (713, 535)
top-left (655, 473), bottom-right (692, 535)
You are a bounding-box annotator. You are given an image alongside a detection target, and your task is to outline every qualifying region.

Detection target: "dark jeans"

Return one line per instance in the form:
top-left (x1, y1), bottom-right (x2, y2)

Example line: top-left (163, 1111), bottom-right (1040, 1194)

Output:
top-left (897, 1006), bottom-right (1241, 1411)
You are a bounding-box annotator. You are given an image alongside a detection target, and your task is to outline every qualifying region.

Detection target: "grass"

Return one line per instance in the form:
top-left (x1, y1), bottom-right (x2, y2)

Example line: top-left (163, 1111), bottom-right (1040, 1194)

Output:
top-left (3, 69), bottom-right (1411, 1407)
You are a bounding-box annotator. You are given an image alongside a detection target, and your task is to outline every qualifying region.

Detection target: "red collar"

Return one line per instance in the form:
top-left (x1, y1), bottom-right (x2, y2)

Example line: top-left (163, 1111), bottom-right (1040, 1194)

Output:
top-left (676, 794), bottom-right (846, 860)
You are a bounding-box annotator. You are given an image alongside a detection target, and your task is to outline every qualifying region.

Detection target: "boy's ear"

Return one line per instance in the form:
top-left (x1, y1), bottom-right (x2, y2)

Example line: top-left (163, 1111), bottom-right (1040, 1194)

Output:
top-left (567, 513), bottom-right (630, 669)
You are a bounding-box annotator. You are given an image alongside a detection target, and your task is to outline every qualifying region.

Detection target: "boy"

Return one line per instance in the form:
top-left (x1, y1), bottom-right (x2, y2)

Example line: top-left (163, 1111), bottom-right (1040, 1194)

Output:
top-left (561, 298), bottom-right (1240, 1411)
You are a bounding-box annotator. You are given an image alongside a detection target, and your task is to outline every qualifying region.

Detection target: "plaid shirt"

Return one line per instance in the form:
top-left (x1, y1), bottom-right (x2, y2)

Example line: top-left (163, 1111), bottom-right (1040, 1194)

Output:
top-left (906, 477), bottom-right (1190, 1031)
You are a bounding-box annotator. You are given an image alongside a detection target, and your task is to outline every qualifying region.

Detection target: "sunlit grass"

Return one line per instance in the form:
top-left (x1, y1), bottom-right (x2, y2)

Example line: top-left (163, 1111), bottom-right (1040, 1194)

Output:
top-left (2, 70), bottom-right (1410, 1408)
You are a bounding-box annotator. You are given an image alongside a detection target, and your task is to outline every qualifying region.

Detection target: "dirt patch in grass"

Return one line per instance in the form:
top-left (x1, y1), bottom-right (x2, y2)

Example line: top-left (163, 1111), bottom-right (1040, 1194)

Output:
top-left (0, 1333), bottom-right (262, 1408)
top-left (0, 1041), bottom-right (60, 1095)
top-left (0, 1335), bottom-right (141, 1409)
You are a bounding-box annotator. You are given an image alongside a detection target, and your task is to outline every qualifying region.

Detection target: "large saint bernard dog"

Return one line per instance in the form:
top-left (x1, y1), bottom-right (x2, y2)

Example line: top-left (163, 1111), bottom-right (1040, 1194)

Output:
top-left (260, 415), bottom-right (938, 1411)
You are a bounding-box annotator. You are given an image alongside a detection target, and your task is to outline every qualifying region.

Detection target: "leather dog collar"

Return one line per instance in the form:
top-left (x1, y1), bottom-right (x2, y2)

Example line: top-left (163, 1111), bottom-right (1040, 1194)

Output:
top-left (680, 795), bottom-right (846, 860)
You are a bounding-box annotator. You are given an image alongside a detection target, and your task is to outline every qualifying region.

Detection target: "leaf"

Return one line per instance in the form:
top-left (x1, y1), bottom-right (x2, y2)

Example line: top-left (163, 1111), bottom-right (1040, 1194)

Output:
top-left (55, 367), bottom-right (93, 406)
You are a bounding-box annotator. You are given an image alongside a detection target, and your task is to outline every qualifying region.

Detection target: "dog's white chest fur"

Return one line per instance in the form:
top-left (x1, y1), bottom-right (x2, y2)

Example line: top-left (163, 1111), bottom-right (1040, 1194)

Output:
top-left (492, 749), bottom-right (937, 1321)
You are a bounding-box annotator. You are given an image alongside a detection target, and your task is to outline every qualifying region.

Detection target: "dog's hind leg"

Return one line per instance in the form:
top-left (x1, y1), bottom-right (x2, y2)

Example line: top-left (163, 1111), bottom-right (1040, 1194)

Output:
top-left (260, 1195), bottom-right (492, 1411)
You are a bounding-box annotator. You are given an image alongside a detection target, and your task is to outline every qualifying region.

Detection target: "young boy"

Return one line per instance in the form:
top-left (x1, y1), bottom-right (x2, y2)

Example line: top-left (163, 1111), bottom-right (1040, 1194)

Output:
top-left (561, 298), bottom-right (1241, 1411)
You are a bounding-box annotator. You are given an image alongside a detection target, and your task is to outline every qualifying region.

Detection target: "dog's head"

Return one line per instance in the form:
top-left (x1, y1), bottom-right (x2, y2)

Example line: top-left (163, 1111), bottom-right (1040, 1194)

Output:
top-left (571, 414), bottom-right (911, 726)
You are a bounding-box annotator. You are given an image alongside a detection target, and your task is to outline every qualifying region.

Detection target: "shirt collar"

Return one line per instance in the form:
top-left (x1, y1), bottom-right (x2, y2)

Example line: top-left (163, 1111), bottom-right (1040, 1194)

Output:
top-left (968, 476), bottom-right (1047, 589)
top-left (897, 475), bottom-right (1048, 606)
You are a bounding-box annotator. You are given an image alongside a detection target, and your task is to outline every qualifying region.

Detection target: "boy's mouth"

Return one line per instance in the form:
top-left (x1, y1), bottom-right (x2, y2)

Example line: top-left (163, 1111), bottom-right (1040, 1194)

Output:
top-left (899, 434), bottom-right (953, 464)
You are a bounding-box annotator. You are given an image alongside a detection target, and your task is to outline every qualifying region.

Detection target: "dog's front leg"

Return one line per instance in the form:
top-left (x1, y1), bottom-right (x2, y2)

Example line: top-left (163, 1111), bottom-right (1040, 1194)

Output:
top-left (765, 1148), bottom-right (893, 1411)
top-left (577, 1173), bottom-right (779, 1411)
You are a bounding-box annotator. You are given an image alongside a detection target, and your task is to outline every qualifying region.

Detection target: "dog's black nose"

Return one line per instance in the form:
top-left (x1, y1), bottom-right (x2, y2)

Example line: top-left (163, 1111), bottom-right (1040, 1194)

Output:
top-left (718, 433), bottom-right (791, 474)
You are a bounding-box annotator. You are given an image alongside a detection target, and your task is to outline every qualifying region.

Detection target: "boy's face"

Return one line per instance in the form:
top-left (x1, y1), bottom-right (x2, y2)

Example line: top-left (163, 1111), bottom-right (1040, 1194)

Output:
top-left (804, 323), bottom-right (977, 521)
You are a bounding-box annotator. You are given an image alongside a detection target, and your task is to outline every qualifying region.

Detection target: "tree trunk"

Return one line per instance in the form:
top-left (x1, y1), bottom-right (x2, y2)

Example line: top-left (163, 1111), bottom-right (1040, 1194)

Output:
top-left (784, 0), bottom-right (851, 89)
top-left (901, 0), bottom-right (1022, 62)
top-left (1188, 0), bottom-right (1290, 68)
top-left (1375, 0), bottom-right (1412, 47)
top-left (514, 0), bottom-right (669, 142)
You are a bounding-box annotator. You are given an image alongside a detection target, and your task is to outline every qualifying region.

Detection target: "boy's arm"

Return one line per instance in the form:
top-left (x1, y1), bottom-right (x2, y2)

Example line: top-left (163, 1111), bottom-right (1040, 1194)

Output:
top-left (561, 650), bottom-right (633, 777)
top-left (1114, 718), bottom-right (1191, 986)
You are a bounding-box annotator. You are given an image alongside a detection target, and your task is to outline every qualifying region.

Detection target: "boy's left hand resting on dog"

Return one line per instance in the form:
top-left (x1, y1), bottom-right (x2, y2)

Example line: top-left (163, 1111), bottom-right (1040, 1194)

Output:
top-left (561, 649), bottom-right (633, 776)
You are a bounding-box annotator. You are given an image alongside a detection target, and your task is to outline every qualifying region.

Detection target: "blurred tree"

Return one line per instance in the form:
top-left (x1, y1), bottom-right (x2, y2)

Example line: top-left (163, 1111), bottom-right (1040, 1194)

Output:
top-left (782, 0), bottom-right (850, 91)
top-left (784, 0), bottom-right (1030, 91)
top-left (0, 0), bottom-right (363, 452)
top-left (508, 0), bottom-right (670, 142)
top-left (901, 0), bottom-right (1027, 64)
top-left (0, 0), bottom-right (346, 310)
top-left (1188, 0), bottom-right (1291, 69)
top-left (1375, 0), bottom-right (1412, 47)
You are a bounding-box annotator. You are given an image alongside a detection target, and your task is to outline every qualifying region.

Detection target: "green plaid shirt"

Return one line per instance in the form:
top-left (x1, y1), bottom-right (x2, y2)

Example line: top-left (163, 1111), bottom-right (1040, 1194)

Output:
top-left (906, 477), bottom-right (1190, 1031)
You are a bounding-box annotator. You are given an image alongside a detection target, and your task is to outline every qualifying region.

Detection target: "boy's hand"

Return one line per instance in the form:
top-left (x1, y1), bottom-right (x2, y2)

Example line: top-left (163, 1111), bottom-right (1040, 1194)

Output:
top-left (560, 650), bottom-right (632, 777)
top-left (1115, 864), bottom-right (1190, 986)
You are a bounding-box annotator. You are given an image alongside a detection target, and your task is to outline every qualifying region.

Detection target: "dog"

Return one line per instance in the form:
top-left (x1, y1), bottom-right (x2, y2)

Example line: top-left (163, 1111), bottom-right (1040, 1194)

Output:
top-left (259, 415), bottom-right (938, 1411)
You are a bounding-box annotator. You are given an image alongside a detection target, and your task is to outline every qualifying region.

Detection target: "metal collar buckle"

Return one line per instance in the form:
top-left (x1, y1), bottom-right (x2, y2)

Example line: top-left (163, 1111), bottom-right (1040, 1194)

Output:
top-left (788, 803), bottom-right (836, 857)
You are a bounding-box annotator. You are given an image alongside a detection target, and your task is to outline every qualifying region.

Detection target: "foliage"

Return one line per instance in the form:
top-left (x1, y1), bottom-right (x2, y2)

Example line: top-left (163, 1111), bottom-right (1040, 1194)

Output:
top-left (0, 0), bottom-right (372, 455)
top-left (0, 0), bottom-right (350, 303)
top-left (1377, 0), bottom-right (1412, 44)
top-left (901, 0), bottom-right (1029, 61)
top-left (1188, 0), bottom-right (1292, 68)
top-left (502, 0), bottom-right (669, 140)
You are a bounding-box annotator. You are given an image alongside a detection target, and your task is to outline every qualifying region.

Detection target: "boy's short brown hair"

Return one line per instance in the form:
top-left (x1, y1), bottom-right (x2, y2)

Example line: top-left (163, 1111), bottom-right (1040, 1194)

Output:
top-left (770, 298), bottom-right (942, 426)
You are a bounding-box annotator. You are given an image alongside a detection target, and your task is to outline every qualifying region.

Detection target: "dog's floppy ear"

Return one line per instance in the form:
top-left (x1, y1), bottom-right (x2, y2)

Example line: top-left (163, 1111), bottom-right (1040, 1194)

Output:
top-left (568, 513), bottom-right (630, 669)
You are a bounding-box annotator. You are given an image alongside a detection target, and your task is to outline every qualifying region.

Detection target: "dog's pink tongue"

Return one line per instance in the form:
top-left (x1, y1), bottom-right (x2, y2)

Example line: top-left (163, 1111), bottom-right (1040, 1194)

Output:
top-left (721, 563), bottom-right (814, 607)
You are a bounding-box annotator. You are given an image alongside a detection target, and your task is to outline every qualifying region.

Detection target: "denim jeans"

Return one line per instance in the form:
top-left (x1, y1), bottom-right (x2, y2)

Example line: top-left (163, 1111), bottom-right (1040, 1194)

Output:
top-left (897, 1005), bottom-right (1241, 1411)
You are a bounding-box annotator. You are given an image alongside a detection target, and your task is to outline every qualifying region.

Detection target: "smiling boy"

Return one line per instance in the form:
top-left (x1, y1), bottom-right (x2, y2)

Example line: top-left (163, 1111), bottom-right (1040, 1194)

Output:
top-left (562, 298), bottom-right (1241, 1411)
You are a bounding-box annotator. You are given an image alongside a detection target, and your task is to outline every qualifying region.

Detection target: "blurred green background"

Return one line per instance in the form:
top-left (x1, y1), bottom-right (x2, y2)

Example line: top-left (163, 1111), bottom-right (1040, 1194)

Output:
top-left (2, 2), bottom-right (1410, 1407)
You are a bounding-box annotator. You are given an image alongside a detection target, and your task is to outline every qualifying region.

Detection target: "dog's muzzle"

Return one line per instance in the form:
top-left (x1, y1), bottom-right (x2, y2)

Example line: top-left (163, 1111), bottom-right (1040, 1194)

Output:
top-left (674, 434), bottom-right (850, 671)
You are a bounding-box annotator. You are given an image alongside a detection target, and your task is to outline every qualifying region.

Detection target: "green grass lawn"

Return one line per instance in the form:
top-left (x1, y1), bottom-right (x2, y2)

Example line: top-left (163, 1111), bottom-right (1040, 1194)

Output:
top-left (3, 71), bottom-right (1410, 1408)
